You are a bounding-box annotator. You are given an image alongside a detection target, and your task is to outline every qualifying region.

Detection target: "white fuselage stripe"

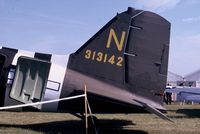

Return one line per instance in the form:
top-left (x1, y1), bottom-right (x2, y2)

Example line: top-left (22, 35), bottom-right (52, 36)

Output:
top-left (42, 55), bottom-right (69, 111)
top-left (10, 48), bottom-right (69, 111)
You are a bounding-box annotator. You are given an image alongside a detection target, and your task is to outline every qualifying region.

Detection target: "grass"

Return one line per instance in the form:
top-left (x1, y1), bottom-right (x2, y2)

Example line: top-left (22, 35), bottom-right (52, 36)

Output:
top-left (0, 104), bottom-right (200, 134)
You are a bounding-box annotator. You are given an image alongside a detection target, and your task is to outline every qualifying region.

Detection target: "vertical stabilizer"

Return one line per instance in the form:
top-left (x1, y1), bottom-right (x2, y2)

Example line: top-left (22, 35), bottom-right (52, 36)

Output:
top-left (68, 7), bottom-right (170, 104)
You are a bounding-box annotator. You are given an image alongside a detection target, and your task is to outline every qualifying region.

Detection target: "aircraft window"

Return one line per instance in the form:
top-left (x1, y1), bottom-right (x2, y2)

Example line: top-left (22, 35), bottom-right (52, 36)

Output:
top-left (46, 80), bottom-right (60, 91)
top-left (7, 68), bottom-right (16, 84)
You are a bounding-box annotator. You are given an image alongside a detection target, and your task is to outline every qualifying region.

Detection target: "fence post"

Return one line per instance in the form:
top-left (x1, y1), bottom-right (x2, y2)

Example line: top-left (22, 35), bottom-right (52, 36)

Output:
top-left (84, 84), bottom-right (88, 134)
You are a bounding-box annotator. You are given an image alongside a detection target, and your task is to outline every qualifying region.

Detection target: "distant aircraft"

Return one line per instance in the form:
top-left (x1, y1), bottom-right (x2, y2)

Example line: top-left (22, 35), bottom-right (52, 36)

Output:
top-left (0, 7), bottom-right (171, 121)
top-left (165, 86), bottom-right (200, 104)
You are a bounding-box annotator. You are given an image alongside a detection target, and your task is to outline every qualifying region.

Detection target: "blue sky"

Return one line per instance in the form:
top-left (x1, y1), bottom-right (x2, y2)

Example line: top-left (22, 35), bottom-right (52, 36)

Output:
top-left (0, 0), bottom-right (200, 76)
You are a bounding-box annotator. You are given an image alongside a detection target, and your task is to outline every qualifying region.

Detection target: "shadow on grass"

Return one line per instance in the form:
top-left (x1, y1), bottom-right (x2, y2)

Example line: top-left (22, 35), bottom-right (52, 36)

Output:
top-left (176, 109), bottom-right (200, 118)
top-left (0, 119), bottom-right (148, 134)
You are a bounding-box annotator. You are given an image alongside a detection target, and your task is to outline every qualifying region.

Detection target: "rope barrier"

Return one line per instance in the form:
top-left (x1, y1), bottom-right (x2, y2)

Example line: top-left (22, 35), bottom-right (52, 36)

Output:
top-left (0, 94), bottom-right (85, 110)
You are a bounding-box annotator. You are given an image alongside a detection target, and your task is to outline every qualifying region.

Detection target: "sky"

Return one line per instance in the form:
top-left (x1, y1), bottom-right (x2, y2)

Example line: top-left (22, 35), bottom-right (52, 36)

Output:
top-left (0, 0), bottom-right (200, 76)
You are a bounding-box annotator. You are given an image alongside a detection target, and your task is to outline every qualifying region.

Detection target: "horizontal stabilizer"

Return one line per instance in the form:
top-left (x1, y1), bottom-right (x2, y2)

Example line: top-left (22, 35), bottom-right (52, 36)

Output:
top-left (134, 100), bottom-right (174, 123)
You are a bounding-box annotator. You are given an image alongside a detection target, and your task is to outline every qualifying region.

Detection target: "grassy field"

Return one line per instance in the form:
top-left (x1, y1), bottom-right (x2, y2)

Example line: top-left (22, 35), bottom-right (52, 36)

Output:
top-left (0, 104), bottom-right (200, 134)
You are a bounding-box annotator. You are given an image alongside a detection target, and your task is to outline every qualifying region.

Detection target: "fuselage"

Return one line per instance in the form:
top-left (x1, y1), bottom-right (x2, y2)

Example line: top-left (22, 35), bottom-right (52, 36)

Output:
top-left (0, 46), bottom-right (164, 113)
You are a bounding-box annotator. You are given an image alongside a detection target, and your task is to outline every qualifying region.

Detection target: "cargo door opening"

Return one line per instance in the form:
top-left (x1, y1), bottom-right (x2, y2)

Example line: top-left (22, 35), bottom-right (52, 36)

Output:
top-left (10, 56), bottom-right (51, 109)
top-left (0, 54), bottom-right (5, 75)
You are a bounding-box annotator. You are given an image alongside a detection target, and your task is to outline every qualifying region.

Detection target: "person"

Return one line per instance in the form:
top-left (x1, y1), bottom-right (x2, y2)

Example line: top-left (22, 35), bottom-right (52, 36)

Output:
top-left (165, 91), bottom-right (172, 105)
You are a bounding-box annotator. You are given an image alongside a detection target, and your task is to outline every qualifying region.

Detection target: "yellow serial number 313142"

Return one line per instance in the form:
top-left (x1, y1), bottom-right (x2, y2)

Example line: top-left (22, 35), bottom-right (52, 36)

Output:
top-left (84, 49), bottom-right (123, 67)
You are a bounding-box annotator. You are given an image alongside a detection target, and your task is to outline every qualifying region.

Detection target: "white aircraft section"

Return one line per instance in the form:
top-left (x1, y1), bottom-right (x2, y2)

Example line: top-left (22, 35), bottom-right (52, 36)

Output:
top-left (12, 49), bottom-right (35, 65)
top-left (6, 48), bottom-right (69, 111)
top-left (42, 54), bottom-right (69, 111)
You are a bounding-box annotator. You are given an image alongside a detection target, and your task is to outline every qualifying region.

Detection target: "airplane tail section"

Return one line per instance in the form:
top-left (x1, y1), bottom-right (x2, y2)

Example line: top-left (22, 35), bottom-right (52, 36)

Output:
top-left (67, 7), bottom-right (170, 105)
top-left (0, 7), bottom-right (171, 117)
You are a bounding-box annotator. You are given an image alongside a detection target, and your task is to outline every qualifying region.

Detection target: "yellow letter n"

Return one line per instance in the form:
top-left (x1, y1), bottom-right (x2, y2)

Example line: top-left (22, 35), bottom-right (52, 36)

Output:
top-left (106, 28), bottom-right (126, 51)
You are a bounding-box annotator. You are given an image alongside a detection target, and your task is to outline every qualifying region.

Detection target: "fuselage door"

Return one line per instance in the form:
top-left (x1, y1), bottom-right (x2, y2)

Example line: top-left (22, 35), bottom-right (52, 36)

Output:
top-left (10, 56), bottom-right (51, 109)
